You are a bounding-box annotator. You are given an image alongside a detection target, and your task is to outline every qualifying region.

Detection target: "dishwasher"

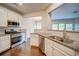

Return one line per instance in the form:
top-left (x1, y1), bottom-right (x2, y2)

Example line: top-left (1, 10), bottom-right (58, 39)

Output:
top-left (39, 35), bottom-right (45, 53)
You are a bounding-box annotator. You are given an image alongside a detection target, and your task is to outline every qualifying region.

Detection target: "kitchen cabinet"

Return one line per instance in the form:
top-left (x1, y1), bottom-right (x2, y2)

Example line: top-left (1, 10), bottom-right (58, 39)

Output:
top-left (30, 34), bottom-right (77, 56)
top-left (0, 6), bottom-right (7, 27)
top-left (75, 51), bottom-right (79, 56)
top-left (0, 35), bottom-right (10, 53)
top-left (7, 10), bottom-right (19, 22)
top-left (7, 10), bottom-right (14, 21)
top-left (0, 6), bottom-right (23, 27)
top-left (53, 41), bottom-right (75, 56)
top-left (18, 15), bottom-right (23, 27)
top-left (44, 37), bottom-right (75, 56)
top-left (52, 46), bottom-right (69, 56)
top-left (39, 35), bottom-right (45, 53)
top-left (30, 34), bottom-right (39, 47)
top-left (45, 38), bottom-right (53, 56)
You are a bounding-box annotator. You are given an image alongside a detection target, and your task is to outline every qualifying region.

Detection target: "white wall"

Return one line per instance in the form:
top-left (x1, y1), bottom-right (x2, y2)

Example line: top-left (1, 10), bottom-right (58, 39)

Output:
top-left (24, 11), bottom-right (52, 30)
top-left (46, 3), bottom-right (63, 13)
top-left (23, 11), bottom-right (52, 40)
top-left (23, 18), bottom-right (34, 40)
top-left (23, 3), bottom-right (64, 32)
top-left (21, 3), bottom-right (64, 39)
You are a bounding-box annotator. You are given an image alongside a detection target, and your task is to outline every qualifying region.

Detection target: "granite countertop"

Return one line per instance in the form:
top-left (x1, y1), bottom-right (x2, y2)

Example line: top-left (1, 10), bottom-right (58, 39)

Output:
top-left (31, 33), bottom-right (79, 52)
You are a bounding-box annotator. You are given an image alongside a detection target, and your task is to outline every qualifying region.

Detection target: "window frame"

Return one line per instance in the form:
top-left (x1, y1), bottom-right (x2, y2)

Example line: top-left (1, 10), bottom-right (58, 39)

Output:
top-left (33, 21), bottom-right (42, 30)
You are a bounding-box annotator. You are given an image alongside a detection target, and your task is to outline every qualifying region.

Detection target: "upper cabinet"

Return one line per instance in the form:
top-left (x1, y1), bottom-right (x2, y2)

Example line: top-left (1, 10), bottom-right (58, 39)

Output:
top-left (0, 6), bottom-right (23, 27)
top-left (7, 10), bottom-right (19, 22)
top-left (7, 9), bottom-right (23, 27)
top-left (18, 14), bottom-right (23, 27)
top-left (0, 6), bottom-right (7, 27)
top-left (49, 3), bottom-right (79, 20)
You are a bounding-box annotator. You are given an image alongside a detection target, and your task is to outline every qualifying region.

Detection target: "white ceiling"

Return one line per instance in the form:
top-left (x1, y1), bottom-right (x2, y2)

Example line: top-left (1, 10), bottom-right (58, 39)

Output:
top-left (0, 3), bottom-right (51, 15)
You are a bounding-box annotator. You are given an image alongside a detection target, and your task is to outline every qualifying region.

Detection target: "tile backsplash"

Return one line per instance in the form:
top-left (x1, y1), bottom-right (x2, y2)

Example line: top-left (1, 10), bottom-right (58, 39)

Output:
top-left (66, 32), bottom-right (79, 41)
top-left (34, 29), bottom-right (79, 42)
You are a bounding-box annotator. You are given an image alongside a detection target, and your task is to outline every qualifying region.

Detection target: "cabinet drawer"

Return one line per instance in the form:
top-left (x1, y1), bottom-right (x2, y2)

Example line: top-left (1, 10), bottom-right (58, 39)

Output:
top-left (53, 46), bottom-right (69, 56)
top-left (53, 42), bottom-right (75, 56)
top-left (45, 38), bottom-right (53, 47)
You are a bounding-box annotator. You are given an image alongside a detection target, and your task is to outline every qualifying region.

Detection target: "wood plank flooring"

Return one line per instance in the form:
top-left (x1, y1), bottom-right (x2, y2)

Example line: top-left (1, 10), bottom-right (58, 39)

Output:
top-left (1, 40), bottom-right (45, 56)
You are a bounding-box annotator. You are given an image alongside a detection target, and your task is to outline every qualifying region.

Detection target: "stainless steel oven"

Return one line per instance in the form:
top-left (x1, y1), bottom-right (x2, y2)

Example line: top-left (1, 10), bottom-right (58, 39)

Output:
top-left (5, 31), bottom-right (22, 48)
top-left (11, 33), bottom-right (22, 45)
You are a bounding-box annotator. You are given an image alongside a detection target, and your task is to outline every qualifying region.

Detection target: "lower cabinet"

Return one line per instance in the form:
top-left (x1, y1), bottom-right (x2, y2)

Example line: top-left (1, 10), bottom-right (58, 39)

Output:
top-left (30, 34), bottom-right (39, 47)
top-left (45, 45), bottom-right (53, 56)
top-left (30, 34), bottom-right (78, 56)
top-left (0, 35), bottom-right (10, 53)
top-left (39, 35), bottom-right (45, 53)
top-left (45, 38), bottom-right (75, 56)
top-left (53, 41), bottom-right (75, 56)
top-left (52, 46), bottom-right (69, 56)
top-left (45, 38), bottom-right (53, 56)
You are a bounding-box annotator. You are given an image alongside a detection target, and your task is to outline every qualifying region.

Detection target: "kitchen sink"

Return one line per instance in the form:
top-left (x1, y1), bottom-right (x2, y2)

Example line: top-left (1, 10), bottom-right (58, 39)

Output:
top-left (49, 36), bottom-right (56, 39)
top-left (49, 36), bottom-right (74, 44)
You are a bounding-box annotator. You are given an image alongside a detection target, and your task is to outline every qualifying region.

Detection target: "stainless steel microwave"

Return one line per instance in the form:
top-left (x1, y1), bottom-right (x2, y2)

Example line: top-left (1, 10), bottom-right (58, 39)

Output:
top-left (8, 21), bottom-right (20, 27)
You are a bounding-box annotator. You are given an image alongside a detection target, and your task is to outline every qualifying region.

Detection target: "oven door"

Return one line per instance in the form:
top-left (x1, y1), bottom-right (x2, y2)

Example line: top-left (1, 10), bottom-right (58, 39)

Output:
top-left (11, 36), bottom-right (22, 45)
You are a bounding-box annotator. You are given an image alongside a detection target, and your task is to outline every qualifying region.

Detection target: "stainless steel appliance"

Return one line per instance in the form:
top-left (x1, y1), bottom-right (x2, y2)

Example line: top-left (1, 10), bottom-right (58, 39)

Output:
top-left (8, 20), bottom-right (20, 27)
top-left (5, 29), bottom-right (22, 48)
top-left (11, 33), bottom-right (22, 45)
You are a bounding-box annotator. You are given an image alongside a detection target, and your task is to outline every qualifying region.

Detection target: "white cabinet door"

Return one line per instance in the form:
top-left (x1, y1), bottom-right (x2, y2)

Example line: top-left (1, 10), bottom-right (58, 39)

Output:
top-left (39, 35), bottom-right (45, 53)
top-left (45, 45), bottom-right (53, 56)
top-left (45, 38), bottom-right (53, 56)
top-left (30, 34), bottom-right (39, 47)
top-left (0, 35), bottom-right (10, 53)
top-left (18, 16), bottom-right (23, 27)
top-left (7, 10), bottom-right (19, 22)
top-left (53, 41), bottom-right (75, 56)
top-left (14, 13), bottom-right (19, 22)
top-left (7, 10), bottom-right (14, 21)
top-left (0, 7), bottom-right (7, 26)
top-left (52, 46), bottom-right (68, 56)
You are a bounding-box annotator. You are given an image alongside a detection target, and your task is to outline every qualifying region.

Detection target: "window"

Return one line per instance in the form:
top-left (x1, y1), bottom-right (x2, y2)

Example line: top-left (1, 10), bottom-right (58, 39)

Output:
top-left (59, 24), bottom-right (65, 30)
top-left (52, 24), bottom-right (58, 30)
top-left (36, 21), bottom-right (41, 29)
top-left (74, 24), bottom-right (79, 31)
top-left (32, 16), bottom-right (42, 30)
top-left (34, 21), bottom-right (41, 29)
top-left (66, 24), bottom-right (73, 31)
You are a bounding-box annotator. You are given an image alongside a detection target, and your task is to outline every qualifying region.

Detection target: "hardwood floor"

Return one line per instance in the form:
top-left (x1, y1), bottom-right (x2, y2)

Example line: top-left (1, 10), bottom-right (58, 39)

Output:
top-left (1, 40), bottom-right (45, 56)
